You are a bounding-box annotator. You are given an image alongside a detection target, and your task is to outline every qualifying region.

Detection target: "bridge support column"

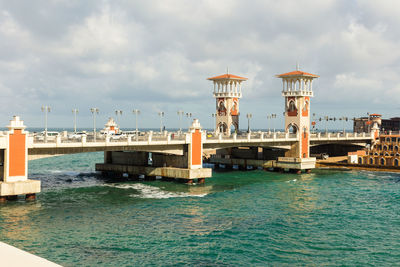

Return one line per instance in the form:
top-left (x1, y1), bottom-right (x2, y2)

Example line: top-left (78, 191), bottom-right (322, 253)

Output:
top-left (208, 147), bottom-right (275, 170)
top-left (0, 116), bottom-right (40, 202)
top-left (96, 120), bottom-right (212, 184)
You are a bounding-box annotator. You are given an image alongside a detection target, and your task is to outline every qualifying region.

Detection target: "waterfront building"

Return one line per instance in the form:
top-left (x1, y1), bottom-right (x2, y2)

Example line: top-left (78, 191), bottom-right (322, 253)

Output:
top-left (353, 113), bottom-right (381, 133)
top-left (352, 133), bottom-right (400, 167)
top-left (207, 72), bottom-right (247, 136)
top-left (381, 117), bottom-right (400, 132)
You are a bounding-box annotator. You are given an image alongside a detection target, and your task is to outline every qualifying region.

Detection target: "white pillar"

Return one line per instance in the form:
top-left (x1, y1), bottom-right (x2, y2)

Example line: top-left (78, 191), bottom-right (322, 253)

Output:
top-left (235, 81), bottom-right (238, 94)
top-left (213, 81), bottom-right (216, 93)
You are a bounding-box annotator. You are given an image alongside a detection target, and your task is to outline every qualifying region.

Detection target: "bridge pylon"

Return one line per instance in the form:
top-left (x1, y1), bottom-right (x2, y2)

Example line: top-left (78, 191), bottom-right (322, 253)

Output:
top-left (0, 116), bottom-right (40, 202)
top-left (96, 119), bottom-right (212, 183)
top-left (208, 72), bottom-right (247, 136)
top-left (275, 67), bottom-right (319, 172)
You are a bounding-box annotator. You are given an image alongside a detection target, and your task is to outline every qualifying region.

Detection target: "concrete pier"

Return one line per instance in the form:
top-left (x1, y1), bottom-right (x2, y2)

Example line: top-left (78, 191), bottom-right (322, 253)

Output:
top-left (96, 163), bottom-right (212, 182)
top-left (95, 120), bottom-right (212, 183)
top-left (0, 242), bottom-right (61, 266)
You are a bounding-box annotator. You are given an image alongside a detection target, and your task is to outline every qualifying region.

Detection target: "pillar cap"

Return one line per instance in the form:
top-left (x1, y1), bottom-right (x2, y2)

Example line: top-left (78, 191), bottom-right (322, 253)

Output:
top-left (7, 116), bottom-right (26, 130)
top-left (189, 119), bottom-right (202, 131)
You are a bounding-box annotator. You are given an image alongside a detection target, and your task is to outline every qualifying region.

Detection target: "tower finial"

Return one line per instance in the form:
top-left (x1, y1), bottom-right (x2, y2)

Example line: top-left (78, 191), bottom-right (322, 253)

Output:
top-left (227, 66), bottom-right (229, 74)
top-left (296, 62), bottom-right (300, 71)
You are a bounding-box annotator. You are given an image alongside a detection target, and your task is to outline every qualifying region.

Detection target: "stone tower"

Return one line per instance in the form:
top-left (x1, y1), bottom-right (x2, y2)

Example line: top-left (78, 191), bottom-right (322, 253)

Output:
top-left (276, 68), bottom-right (319, 159)
top-left (207, 73), bottom-right (247, 136)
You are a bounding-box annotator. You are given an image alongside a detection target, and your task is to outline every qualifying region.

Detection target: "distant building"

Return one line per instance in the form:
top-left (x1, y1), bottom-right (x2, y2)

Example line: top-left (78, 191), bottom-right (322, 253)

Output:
top-left (352, 134), bottom-right (400, 167)
top-left (381, 117), bottom-right (400, 132)
top-left (353, 113), bottom-right (381, 133)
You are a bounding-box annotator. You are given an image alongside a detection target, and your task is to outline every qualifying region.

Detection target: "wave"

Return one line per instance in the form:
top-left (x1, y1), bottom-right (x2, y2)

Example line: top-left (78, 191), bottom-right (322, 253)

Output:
top-left (106, 183), bottom-right (208, 199)
top-left (47, 170), bottom-right (95, 176)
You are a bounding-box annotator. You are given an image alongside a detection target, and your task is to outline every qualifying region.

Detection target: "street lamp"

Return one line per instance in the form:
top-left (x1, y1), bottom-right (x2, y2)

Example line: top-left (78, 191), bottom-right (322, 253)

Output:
top-left (90, 108), bottom-right (99, 142)
top-left (186, 112), bottom-right (192, 128)
top-left (246, 113), bottom-right (252, 133)
top-left (177, 110), bottom-right (184, 134)
top-left (324, 116), bottom-right (329, 134)
top-left (132, 109), bottom-right (140, 139)
top-left (312, 113), bottom-right (316, 133)
top-left (212, 113), bottom-right (217, 133)
top-left (72, 108), bottom-right (79, 133)
top-left (339, 116), bottom-right (348, 134)
top-left (41, 105), bottom-right (51, 142)
top-left (158, 111), bottom-right (164, 133)
top-left (115, 110), bottom-right (123, 129)
top-left (267, 113), bottom-right (277, 133)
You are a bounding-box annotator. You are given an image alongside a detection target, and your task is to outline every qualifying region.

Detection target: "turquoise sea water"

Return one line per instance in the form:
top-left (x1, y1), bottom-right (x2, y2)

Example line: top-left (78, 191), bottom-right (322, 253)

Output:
top-left (0, 152), bottom-right (400, 266)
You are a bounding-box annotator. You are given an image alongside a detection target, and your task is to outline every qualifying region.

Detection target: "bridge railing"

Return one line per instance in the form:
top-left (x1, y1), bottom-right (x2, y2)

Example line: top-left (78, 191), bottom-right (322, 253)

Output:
top-left (204, 131), bottom-right (297, 142)
top-left (310, 132), bottom-right (372, 140)
top-left (30, 130), bottom-right (190, 146)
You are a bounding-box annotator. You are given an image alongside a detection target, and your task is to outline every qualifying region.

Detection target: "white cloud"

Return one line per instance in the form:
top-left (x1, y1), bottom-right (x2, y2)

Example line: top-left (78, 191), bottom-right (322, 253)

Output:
top-left (0, 0), bottom-right (399, 128)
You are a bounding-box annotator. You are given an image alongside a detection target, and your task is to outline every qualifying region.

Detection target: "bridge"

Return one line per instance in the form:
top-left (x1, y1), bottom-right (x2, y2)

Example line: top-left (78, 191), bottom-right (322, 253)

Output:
top-left (0, 67), bottom-right (378, 202)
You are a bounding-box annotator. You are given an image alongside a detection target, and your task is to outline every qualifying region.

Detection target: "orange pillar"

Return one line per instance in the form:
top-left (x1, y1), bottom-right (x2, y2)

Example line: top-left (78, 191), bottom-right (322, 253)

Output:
top-left (0, 116), bottom-right (40, 200)
top-left (188, 119), bottom-right (204, 170)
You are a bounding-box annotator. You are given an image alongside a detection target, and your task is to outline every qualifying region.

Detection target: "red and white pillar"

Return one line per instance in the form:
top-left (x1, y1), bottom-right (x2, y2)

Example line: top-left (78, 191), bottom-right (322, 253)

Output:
top-left (187, 119), bottom-right (204, 170)
top-left (4, 116), bottom-right (28, 182)
top-left (0, 116), bottom-right (40, 201)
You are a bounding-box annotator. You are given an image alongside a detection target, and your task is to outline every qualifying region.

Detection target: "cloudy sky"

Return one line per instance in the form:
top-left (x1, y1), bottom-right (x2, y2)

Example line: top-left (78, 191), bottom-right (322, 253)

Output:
top-left (0, 0), bottom-right (399, 130)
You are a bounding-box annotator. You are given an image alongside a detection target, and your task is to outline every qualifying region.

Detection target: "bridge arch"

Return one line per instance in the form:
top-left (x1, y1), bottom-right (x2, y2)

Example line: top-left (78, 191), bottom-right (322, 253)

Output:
top-left (286, 123), bottom-right (298, 134)
top-left (218, 122), bottom-right (227, 133)
top-left (230, 122), bottom-right (238, 134)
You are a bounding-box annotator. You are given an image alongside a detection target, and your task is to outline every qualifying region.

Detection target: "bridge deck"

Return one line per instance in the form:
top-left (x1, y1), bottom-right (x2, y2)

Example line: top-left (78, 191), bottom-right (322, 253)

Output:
top-left (0, 131), bottom-right (373, 157)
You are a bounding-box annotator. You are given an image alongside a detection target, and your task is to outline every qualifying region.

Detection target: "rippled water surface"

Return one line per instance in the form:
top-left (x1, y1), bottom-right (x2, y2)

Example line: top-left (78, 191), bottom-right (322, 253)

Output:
top-left (1, 152), bottom-right (400, 266)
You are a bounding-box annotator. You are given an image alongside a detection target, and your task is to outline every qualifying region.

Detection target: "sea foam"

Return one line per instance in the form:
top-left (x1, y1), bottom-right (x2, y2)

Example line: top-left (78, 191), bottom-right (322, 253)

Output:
top-left (106, 183), bottom-right (207, 199)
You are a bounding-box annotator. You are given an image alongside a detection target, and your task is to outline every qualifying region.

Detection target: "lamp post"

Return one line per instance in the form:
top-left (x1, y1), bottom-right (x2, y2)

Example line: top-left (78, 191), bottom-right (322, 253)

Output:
top-left (158, 111), bottom-right (164, 133)
top-left (246, 113), bottom-right (252, 133)
top-left (339, 116), bottom-right (348, 134)
top-left (186, 112), bottom-right (192, 129)
top-left (177, 110), bottom-right (184, 134)
top-left (267, 113), bottom-right (277, 133)
top-left (133, 109), bottom-right (140, 140)
top-left (72, 108), bottom-right (79, 133)
top-left (212, 113), bottom-right (217, 133)
top-left (271, 113), bottom-right (276, 133)
top-left (41, 105), bottom-right (51, 143)
top-left (312, 113), bottom-right (316, 134)
top-left (115, 110), bottom-right (123, 130)
top-left (324, 116), bottom-right (329, 134)
top-left (90, 108), bottom-right (99, 142)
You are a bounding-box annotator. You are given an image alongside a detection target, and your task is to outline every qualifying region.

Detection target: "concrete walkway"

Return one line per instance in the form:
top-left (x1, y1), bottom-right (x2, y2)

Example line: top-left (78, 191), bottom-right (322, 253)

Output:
top-left (0, 242), bottom-right (61, 266)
